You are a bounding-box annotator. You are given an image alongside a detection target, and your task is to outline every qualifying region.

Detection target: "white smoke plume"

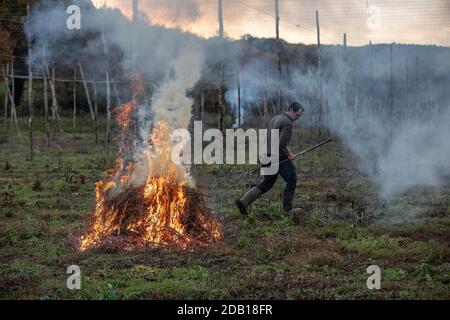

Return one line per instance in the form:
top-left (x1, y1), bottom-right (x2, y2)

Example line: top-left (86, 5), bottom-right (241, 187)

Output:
top-left (225, 41), bottom-right (450, 200)
top-left (375, 108), bottom-right (450, 198)
top-left (152, 42), bottom-right (204, 130)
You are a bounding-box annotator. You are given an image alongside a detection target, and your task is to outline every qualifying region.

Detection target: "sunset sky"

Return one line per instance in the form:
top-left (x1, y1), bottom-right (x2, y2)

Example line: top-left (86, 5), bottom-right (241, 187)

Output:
top-left (92, 0), bottom-right (450, 46)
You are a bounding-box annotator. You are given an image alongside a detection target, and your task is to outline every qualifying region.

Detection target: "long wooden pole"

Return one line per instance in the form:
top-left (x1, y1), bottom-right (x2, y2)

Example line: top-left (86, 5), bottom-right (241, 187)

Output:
top-left (42, 47), bottom-right (49, 147)
top-left (342, 33), bottom-right (350, 117)
top-left (73, 67), bottom-right (77, 131)
top-left (105, 72), bottom-right (111, 146)
top-left (237, 70), bottom-right (241, 128)
top-left (275, 0), bottom-right (280, 40)
top-left (264, 69), bottom-right (269, 118)
top-left (111, 77), bottom-right (123, 107)
top-left (369, 41), bottom-right (374, 136)
top-left (10, 57), bottom-right (20, 138)
top-left (405, 55), bottom-right (409, 119)
top-left (316, 10), bottom-right (323, 136)
top-left (218, 0), bottom-right (224, 39)
top-left (78, 62), bottom-right (95, 121)
top-left (93, 82), bottom-right (98, 145)
top-left (2, 65), bottom-right (13, 142)
top-left (102, 28), bottom-right (111, 148)
top-left (49, 65), bottom-right (63, 135)
top-left (201, 91), bottom-right (205, 122)
top-left (3, 64), bottom-right (9, 136)
top-left (217, 0), bottom-right (225, 133)
top-left (389, 44), bottom-right (394, 142)
top-left (132, 0), bottom-right (138, 71)
top-left (275, 0), bottom-right (282, 112)
top-left (27, 4), bottom-right (34, 161)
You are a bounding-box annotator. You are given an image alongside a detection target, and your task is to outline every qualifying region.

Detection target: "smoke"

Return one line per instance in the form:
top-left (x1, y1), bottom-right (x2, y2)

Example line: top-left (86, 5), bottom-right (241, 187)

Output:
top-left (375, 109), bottom-right (450, 197)
top-left (223, 41), bottom-right (450, 199)
top-left (152, 42), bottom-right (204, 130)
top-left (27, 0), bottom-right (205, 120)
top-left (25, 0), bottom-right (450, 199)
top-left (321, 44), bottom-right (450, 199)
top-left (147, 0), bottom-right (201, 23)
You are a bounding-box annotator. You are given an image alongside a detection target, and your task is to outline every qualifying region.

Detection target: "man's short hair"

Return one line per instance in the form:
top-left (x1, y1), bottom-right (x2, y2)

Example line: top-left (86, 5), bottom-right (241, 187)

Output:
top-left (288, 102), bottom-right (305, 113)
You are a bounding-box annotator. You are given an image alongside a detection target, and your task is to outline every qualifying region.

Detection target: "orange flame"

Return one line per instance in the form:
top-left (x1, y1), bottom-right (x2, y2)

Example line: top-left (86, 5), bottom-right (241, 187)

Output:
top-left (80, 76), bottom-right (222, 251)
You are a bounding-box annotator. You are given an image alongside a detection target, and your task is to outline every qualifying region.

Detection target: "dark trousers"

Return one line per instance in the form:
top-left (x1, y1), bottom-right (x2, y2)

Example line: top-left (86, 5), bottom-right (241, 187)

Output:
top-left (257, 155), bottom-right (297, 194)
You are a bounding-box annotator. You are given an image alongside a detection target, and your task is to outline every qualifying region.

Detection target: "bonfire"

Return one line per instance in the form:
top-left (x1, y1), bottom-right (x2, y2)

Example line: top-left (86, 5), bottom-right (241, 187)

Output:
top-left (80, 75), bottom-right (222, 251)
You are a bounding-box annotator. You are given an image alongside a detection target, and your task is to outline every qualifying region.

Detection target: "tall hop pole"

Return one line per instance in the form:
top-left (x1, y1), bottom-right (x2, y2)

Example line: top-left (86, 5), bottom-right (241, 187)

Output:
top-left (132, 0), bottom-right (138, 71)
top-left (218, 0), bottom-right (226, 133)
top-left (27, 4), bottom-right (34, 161)
top-left (275, 0), bottom-right (282, 112)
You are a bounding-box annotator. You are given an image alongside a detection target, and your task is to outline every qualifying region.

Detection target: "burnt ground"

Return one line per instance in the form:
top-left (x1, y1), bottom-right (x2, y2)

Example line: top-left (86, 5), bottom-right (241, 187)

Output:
top-left (0, 118), bottom-right (449, 300)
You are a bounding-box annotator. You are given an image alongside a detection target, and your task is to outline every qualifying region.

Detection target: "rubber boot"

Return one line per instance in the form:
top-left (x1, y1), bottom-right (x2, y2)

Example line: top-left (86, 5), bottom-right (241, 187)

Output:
top-left (236, 187), bottom-right (263, 216)
top-left (283, 190), bottom-right (295, 213)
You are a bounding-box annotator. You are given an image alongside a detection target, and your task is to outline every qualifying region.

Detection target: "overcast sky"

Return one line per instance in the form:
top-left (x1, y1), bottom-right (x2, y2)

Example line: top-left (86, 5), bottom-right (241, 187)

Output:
top-left (93, 0), bottom-right (450, 46)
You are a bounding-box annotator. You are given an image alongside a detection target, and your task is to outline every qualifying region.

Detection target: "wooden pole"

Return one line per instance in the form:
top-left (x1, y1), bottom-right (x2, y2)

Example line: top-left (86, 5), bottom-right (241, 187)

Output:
top-left (343, 34), bottom-right (348, 116)
top-left (27, 4), bottom-right (34, 161)
top-left (286, 63), bottom-right (291, 105)
top-left (218, 85), bottom-right (226, 133)
top-left (264, 69), bottom-right (269, 118)
top-left (405, 55), bottom-right (409, 119)
top-left (369, 41), bottom-right (374, 136)
top-left (201, 91), bottom-right (205, 122)
top-left (389, 44), bottom-right (394, 142)
top-left (42, 50), bottom-right (49, 147)
top-left (218, 0), bottom-right (224, 39)
top-left (49, 65), bottom-right (63, 135)
top-left (79, 63), bottom-right (98, 143)
top-left (50, 66), bottom-right (56, 120)
top-left (105, 72), bottom-right (111, 146)
top-left (10, 58), bottom-right (14, 141)
top-left (101, 28), bottom-right (111, 148)
top-left (415, 56), bottom-right (419, 122)
top-left (275, 0), bottom-right (280, 40)
top-left (111, 78), bottom-right (123, 107)
top-left (275, 0), bottom-right (282, 112)
top-left (10, 57), bottom-right (20, 138)
top-left (93, 82), bottom-right (99, 145)
top-left (316, 10), bottom-right (323, 136)
top-left (132, 0), bottom-right (138, 22)
top-left (3, 64), bottom-right (9, 136)
top-left (73, 67), bottom-right (77, 131)
top-left (132, 0), bottom-right (138, 71)
top-left (217, 0), bottom-right (225, 133)
top-left (78, 63), bottom-right (95, 121)
top-left (237, 70), bottom-right (241, 127)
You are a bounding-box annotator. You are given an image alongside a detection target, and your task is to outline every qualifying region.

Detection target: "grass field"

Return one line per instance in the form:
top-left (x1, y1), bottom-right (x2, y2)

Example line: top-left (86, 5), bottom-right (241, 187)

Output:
top-left (0, 118), bottom-right (449, 299)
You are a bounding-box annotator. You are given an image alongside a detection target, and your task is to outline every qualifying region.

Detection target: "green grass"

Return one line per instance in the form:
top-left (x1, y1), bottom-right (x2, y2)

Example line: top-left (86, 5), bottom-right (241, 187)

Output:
top-left (0, 118), bottom-right (449, 299)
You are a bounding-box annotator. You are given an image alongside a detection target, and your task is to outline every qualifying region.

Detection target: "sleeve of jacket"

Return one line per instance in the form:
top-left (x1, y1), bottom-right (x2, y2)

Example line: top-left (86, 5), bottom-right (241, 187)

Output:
top-left (279, 122), bottom-right (293, 150)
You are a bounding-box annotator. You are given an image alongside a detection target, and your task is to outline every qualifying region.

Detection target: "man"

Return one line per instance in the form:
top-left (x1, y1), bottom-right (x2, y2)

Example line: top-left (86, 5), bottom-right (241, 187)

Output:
top-left (236, 102), bottom-right (304, 215)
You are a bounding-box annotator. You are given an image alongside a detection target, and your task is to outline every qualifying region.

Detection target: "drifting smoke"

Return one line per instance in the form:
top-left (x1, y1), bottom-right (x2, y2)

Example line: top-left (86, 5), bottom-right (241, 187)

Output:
top-left (146, 0), bottom-right (201, 23)
top-left (27, 0), bottom-right (204, 136)
top-left (151, 43), bottom-right (204, 130)
top-left (376, 109), bottom-right (450, 197)
top-left (320, 45), bottom-right (450, 199)
top-left (25, 0), bottom-right (450, 199)
top-left (226, 41), bottom-right (450, 199)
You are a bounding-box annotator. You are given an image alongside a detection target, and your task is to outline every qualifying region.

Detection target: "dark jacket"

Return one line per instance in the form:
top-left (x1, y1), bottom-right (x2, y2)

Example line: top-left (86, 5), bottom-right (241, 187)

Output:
top-left (266, 112), bottom-right (294, 156)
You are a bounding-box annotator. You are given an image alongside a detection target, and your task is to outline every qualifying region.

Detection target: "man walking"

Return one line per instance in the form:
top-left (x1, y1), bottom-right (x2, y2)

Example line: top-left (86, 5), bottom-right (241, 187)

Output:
top-left (236, 102), bottom-right (304, 215)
